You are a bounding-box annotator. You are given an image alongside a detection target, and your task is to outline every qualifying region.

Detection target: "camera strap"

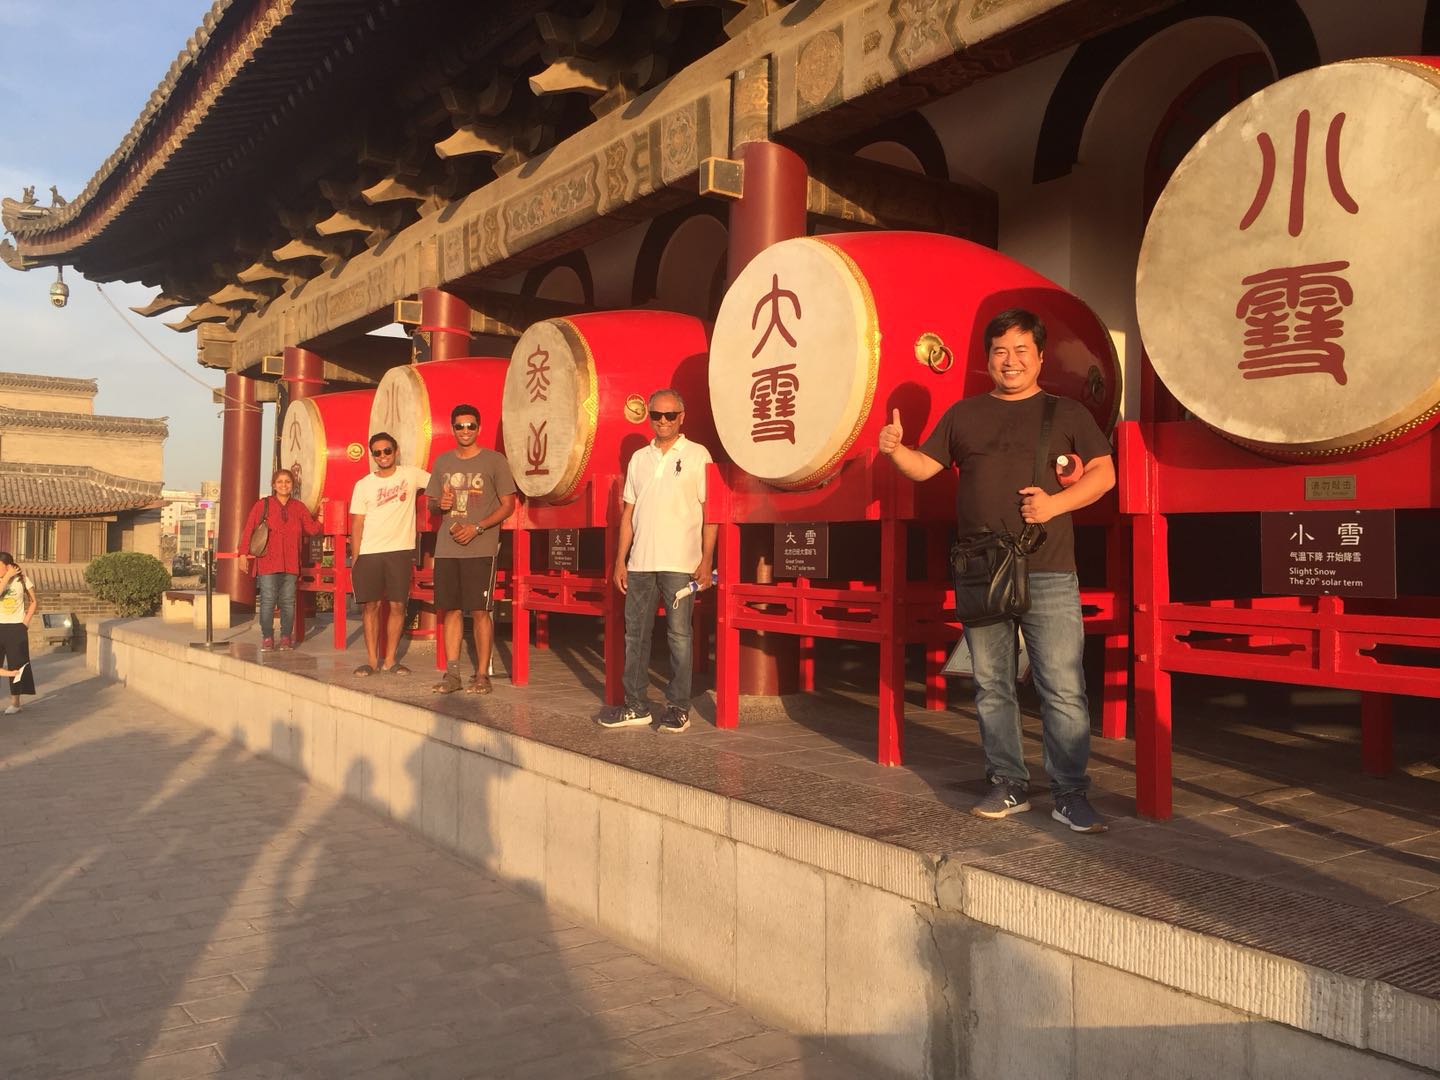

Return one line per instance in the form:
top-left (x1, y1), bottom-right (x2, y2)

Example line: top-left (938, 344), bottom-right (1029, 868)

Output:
top-left (1017, 395), bottom-right (1056, 553)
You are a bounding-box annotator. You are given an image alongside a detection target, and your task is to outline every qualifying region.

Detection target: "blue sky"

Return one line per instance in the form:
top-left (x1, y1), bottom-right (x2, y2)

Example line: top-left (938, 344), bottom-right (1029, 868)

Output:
top-left (0, 1), bottom-right (225, 490)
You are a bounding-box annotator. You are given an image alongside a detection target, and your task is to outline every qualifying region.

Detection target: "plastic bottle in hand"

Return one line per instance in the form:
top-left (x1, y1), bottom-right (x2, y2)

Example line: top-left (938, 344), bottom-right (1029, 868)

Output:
top-left (671, 569), bottom-right (719, 608)
top-left (1055, 454), bottom-right (1084, 488)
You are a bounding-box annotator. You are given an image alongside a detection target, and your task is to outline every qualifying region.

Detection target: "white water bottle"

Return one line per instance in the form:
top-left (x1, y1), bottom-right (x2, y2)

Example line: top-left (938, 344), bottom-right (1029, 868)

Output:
top-left (672, 569), bottom-right (719, 608)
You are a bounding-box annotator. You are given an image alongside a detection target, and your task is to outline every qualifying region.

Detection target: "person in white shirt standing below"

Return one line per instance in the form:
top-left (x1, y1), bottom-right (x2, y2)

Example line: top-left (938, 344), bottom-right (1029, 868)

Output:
top-left (348, 431), bottom-right (430, 677)
top-left (602, 388), bottom-right (716, 733)
top-left (425, 403), bottom-right (517, 695)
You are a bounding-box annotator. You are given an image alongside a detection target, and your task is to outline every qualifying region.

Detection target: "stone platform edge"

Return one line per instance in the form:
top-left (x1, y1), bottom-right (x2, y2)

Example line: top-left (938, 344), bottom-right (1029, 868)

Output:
top-left (88, 620), bottom-right (1440, 1079)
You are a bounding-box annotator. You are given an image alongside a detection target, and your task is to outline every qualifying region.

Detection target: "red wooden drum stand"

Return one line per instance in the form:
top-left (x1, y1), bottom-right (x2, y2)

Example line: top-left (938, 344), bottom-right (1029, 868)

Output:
top-left (706, 228), bottom-right (1126, 764)
top-left (502, 311), bottom-right (718, 705)
top-left (1121, 420), bottom-right (1440, 819)
top-left (709, 453), bottom-right (1129, 766)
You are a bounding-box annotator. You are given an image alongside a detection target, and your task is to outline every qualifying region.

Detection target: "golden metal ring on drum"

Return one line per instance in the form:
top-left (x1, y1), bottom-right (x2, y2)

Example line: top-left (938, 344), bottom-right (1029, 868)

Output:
top-left (1085, 366), bottom-right (1105, 403)
top-left (623, 394), bottom-right (648, 423)
top-left (914, 332), bottom-right (954, 373)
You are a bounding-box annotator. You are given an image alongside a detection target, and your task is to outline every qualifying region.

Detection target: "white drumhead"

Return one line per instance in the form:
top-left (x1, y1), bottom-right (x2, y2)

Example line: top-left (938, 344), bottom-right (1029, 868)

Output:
top-left (369, 366), bottom-right (431, 469)
top-left (280, 398), bottom-right (326, 514)
top-left (710, 237), bottom-right (875, 487)
top-left (1138, 58), bottom-right (1440, 455)
top-left (502, 320), bottom-right (594, 501)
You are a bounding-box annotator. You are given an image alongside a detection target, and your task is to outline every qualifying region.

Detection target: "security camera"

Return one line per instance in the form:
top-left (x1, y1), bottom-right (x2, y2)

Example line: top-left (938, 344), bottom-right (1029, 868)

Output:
top-left (49, 279), bottom-right (69, 308)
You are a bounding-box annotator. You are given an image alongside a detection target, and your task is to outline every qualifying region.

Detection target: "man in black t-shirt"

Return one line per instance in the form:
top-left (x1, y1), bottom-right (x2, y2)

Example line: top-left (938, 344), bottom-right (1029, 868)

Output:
top-left (879, 308), bottom-right (1115, 832)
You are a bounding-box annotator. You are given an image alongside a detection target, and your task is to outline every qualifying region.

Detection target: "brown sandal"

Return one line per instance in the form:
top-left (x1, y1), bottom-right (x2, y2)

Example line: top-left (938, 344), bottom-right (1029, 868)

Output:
top-left (353, 664), bottom-right (376, 677)
top-left (432, 672), bottom-right (462, 694)
top-left (466, 675), bottom-right (493, 695)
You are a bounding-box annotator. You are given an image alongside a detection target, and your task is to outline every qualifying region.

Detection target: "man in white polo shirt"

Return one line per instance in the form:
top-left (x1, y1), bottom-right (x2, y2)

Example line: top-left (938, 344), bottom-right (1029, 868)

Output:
top-left (603, 388), bottom-right (715, 733)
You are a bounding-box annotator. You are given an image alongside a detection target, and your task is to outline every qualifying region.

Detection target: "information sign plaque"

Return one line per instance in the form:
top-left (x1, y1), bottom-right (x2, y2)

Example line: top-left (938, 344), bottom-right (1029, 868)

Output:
top-left (1260, 509), bottom-right (1395, 598)
top-left (775, 523), bottom-right (829, 578)
top-left (548, 528), bottom-right (579, 571)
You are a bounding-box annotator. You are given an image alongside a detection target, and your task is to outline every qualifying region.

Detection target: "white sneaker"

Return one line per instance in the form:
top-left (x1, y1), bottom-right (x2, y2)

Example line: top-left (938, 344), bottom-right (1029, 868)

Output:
top-left (3, 705), bottom-right (19, 715)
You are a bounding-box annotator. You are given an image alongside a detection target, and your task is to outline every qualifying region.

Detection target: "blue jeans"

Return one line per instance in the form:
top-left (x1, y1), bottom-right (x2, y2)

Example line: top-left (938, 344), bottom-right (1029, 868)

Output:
top-left (623, 571), bottom-right (694, 709)
top-left (962, 571), bottom-right (1091, 794)
top-left (257, 573), bottom-right (297, 640)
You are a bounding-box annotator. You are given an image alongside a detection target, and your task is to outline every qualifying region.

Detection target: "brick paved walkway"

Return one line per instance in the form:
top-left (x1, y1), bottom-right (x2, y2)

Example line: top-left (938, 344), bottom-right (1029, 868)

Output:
top-left (0, 655), bottom-right (864, 1080)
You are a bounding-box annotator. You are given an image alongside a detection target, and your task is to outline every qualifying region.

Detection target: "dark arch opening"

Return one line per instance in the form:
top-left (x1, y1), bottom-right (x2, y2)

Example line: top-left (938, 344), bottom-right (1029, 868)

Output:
top-left (1034, 0), bottom-right (1318, 184)
top-left (631, 201), bottom-right (728, 308)
top-left (521, 250), bottom-right (595, 306)
top-left (834, 112), bottom-right (949, 179)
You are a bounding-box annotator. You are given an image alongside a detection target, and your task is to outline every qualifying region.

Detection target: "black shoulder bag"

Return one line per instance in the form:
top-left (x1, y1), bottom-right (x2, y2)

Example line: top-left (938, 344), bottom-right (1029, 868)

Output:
top-left (948, 395), bottom-right (1055, 627)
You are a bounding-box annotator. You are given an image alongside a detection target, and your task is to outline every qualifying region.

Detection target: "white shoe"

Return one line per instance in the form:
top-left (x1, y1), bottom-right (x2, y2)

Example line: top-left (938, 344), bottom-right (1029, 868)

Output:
top-left (3, 705), bottom-right (19, 715)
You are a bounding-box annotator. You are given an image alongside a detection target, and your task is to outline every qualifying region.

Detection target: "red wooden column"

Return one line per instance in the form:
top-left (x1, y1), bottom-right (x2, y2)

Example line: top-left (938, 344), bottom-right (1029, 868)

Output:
top-left (726, 142), bottom-right (808, 281)
top-left (1361, 693), bottom-right (1394, 776)
top-left (727, 141), bottom-right (808, 697)
top-left (418, 287), bottom-right (472, 362)
top-left (1101, 520), bottom-right (1131, 739)
top-left (282, 347), bottom-right (325, 402)
top-left (217, 373), bottom-right (262, 606)
top-left (877, 510), bottom-right (905, 766)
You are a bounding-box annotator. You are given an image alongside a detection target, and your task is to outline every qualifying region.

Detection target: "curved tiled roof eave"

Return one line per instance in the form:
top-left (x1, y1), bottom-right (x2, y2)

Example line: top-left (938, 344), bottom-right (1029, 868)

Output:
top-left (0, 464), bottom-right (166, 516)
top-left (1, 0), bottom-right (265, 255)
top-left (0, 405), bottom-right (170, 439)
top-left (0, 371), bottom-right (99, 395)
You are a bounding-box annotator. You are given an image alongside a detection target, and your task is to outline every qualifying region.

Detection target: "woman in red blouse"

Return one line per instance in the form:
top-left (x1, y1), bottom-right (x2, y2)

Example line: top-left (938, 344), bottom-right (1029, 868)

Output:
top-left (239, 469), bottom-right (321, 650)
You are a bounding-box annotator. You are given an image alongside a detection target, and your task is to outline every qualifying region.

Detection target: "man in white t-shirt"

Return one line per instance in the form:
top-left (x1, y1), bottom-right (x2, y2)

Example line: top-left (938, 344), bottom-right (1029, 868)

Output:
top-left (602, 388), bottom-right (715, 734)
top-left (348, 431), bottom-right (430, 677)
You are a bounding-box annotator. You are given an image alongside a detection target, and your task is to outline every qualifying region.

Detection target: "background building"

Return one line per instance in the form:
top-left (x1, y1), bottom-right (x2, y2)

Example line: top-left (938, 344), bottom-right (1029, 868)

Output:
top-left (0, 370), bottom-right (168, 639)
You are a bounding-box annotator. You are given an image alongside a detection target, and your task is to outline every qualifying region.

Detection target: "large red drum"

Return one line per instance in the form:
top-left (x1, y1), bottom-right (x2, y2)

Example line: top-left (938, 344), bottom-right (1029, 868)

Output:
top-left (1138, 57), bottom-right (1440, 458)
top-left (280, 389), bottom-right (376, 515)
top-left (368, 357), bottom-right (509, 471)
top-left (501, 312), bottom-right (716, 504)
top-left (709, 232), bottom-right (1119, 490)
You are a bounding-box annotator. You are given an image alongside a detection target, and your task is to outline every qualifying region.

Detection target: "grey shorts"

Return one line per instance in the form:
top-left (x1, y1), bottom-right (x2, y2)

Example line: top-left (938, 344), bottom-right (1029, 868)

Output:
top-left (352, 549), bottom-right (414, 604)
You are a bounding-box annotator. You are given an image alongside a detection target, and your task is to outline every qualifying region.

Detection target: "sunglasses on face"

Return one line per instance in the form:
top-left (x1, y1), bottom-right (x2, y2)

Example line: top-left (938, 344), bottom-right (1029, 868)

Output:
top-left (371, 446), bottom-right (396, 458)
top-left (452, 422), bottom-right (478, 431)
top-left (649, 410), bottom-right (680, 422)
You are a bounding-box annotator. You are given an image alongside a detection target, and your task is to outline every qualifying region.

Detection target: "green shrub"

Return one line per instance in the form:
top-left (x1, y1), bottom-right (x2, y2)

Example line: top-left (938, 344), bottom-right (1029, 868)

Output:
top-left (85, 552), bottom-right (172, 617)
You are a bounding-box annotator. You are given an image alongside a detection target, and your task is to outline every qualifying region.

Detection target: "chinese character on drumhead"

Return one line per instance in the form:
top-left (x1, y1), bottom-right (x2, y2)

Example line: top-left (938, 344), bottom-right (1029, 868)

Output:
top-left (749, 363), bottom-right (800, 444)
top-left (1234, 261), bottom-right (1351, 384)
top-left (1239, 109), bottom-right (1359, 237)
top-left (750, 274), bottom-right (802, 358)
top-left (526, 420), bottom-right (550, 476)
top-left (525, 346), bottom-right (552, 403)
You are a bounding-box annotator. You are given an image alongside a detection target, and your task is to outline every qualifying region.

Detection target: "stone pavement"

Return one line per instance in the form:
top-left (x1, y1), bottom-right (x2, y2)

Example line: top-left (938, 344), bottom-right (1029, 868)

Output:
top-left (0, 654), bottom-right (866, 1080)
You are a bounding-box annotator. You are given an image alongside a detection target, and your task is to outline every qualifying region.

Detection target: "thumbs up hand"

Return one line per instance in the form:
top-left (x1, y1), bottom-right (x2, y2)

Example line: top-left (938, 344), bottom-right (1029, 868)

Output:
top-left (878, 408), bottom-right (904, 456)
top-left (439, 481), bottom-right (455, 511)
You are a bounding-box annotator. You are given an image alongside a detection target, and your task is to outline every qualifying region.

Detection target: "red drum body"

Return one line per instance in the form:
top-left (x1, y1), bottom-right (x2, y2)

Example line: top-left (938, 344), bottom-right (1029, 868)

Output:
top-left (1138, 57), bottom-right (1440, 459)
top-left (368, 357), bottom-right (509, 471)
top-left (280, 389), bottom-right (376, 515)
top-left (709, 232), bottom-right (1119, 490)
top-left (502, 311), bottom-right (715, 504)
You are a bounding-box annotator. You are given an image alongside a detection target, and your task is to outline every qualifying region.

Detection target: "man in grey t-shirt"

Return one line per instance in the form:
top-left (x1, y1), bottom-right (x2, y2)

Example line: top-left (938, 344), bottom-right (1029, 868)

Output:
top-left (424, 403), bottom-right (517, 694)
